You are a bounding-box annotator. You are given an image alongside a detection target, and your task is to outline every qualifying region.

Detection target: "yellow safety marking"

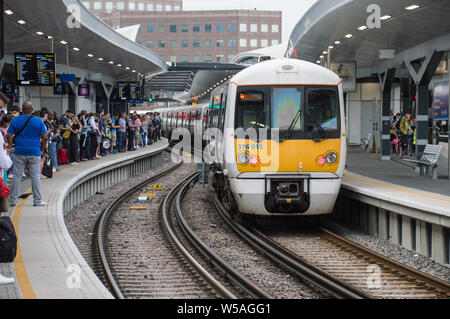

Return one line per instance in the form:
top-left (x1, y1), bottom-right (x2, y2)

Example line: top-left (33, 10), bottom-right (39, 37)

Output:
top-left (345, 174), bottom-right (450, 204)
top-left (286, 198), bottom-right (292, 204)
top-left (129, 207), bottom-right (148, 210)
top-left (140, 194), bottom-right (155, 197)
top-left (11, 165), bottom-right (87, 299)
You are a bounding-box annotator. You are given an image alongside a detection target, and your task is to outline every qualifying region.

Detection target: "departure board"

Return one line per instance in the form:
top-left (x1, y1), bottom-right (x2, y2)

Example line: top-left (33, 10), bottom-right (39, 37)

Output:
top-left (117, 82), bottom-right (128, 100)
top-left (118, 81), bottom-right (141, 100)
top-left (15, 53), bottom-right (56, 86)
top-left (15, 53), bottom-right (36, 86)
top-left (129, 82), bottom-right (141, 100)
top-left (36, 53), bottom-right (55, 86)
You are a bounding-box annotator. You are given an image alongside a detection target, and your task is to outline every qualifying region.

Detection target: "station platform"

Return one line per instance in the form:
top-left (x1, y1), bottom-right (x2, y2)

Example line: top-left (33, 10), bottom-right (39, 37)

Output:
top-left (0, 141), bottom-right (168, 299)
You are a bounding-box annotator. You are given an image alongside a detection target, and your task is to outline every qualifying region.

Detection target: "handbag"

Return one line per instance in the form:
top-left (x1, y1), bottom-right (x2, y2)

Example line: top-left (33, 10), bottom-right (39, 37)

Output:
top-left (63, 129), bottom-right (71, 139)
top-left (0, 178), bottom-right (10, 198)
top-left (0, 197), bottom-right (10, 213)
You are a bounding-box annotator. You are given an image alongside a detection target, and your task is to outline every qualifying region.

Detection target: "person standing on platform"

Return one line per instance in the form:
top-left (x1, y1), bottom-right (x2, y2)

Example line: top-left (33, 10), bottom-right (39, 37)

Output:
top-left (58, 110), bottom-right (74, 163)
top-left (117, 113), bottom-right (127, 152)
top-left (6, 102), bottom-right (48, 207)
top-left (0, 92), bottom-right (14, 285)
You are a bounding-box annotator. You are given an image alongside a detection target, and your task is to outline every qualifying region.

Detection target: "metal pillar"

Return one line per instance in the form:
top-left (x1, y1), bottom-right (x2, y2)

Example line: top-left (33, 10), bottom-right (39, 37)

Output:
top-left (415, 51), bottom-right (445, 155)
top-left (380, 68), bottom-right (396, 160)
top-left (401, 77), bottom-right (412, 114)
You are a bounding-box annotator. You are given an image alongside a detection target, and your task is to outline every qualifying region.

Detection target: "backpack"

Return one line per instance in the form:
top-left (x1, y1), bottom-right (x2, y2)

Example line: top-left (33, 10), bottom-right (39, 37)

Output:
top-left (0, 216), bottom-right (17, 262)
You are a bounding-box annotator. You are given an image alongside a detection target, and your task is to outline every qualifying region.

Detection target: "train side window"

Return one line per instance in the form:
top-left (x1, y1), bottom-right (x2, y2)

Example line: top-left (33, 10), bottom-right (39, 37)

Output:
top-left (219, 93), bottom-right (227, 132)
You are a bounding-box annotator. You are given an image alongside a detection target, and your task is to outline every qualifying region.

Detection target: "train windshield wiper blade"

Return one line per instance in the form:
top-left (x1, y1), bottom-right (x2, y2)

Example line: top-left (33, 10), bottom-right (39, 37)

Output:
top-left (252, 110), bottom-right (266, 130)
top-left (283, 108), bottom-right (302, 141)
top-left (312, 121), bottom-right (327, 140)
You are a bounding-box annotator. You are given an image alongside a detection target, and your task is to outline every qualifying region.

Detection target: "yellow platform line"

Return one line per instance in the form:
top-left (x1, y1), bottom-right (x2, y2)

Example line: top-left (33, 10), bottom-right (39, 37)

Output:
top-left (345, 174), bottom-right (450, 203)
top-left (12, 165), bottom-right (74, 299)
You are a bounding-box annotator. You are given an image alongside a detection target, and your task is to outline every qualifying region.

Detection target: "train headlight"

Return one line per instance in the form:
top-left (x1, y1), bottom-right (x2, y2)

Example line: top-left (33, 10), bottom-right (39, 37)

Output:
top-left (326, 152), bottom-right (338, 164)
top-left (238, 152), bottom-right (250, 164)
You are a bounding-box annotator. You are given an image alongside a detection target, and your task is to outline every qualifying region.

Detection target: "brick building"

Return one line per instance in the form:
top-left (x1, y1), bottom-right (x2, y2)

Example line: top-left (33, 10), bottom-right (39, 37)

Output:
top-left (82, 0), bottom-right (282, 63)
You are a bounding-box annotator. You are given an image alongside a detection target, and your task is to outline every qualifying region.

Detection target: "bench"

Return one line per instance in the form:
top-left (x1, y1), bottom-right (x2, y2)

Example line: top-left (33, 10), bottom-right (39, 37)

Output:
top-left (401, 144), bottom-right (443, 179)
top-left (360, 133), bottom-right (372, 153)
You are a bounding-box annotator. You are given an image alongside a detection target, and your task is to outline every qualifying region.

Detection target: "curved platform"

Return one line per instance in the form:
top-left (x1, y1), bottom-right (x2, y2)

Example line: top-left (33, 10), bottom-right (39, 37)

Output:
top-left (1, 141), bottom-right (168, 299)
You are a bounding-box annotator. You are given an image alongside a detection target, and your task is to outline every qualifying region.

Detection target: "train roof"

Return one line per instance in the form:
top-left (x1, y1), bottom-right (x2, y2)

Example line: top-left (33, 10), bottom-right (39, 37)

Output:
top-left (229, 58), bottom-right (341, 87)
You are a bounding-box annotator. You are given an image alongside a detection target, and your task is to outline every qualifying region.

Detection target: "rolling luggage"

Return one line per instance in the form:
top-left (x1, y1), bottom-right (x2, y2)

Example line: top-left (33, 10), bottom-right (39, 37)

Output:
top-left (0, 217), bottom-right (17, 262)
top-left (58, 148), bottom-right (68, 165)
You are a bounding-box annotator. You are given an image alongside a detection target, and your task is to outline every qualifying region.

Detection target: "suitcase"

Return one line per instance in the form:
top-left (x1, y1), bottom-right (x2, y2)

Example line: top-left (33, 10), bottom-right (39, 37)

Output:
top-left (57, 148), bottom-right (68, 165)
top-left (0, 216), bottom-right (17, 262)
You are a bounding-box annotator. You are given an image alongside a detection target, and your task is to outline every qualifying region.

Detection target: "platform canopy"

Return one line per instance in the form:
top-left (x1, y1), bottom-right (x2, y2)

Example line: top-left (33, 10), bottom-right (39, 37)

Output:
top-left (286, 0), bottom-right (450, 75)
top-left (3, 0), bottom-right (167, 80)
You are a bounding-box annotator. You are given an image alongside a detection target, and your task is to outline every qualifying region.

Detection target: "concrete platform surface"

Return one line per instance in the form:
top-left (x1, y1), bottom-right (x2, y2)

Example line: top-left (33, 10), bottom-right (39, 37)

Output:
top-left (346, 146), bottom-right (450, 197)
top-left (0, 141), bottom-right (168, 299)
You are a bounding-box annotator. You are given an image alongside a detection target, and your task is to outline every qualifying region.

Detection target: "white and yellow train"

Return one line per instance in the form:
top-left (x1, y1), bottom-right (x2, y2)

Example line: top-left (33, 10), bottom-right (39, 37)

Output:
top-left (160, 58), bottom-right (347, 216)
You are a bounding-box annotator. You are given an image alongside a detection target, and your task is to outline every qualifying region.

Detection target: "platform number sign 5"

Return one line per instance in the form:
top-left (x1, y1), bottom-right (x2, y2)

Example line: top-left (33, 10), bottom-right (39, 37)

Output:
top-left (66, 264), bottom-right (81, 289)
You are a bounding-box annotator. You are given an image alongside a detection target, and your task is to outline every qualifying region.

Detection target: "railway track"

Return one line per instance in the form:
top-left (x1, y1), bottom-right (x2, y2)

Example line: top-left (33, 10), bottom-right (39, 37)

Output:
top-left (92, 151), bottom-right (271, 299)
top-left (244, 216), bottom-right (450, 299)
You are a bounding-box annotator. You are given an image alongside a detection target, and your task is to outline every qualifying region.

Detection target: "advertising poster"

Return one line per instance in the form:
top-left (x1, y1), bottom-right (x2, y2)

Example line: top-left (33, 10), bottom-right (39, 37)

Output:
top-left (433, 81), bottom-right (449, 120)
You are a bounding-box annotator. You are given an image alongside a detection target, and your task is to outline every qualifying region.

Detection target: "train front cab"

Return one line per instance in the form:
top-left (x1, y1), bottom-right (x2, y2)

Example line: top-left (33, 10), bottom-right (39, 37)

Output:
top-left (223, 81), bottom-right (346, 216)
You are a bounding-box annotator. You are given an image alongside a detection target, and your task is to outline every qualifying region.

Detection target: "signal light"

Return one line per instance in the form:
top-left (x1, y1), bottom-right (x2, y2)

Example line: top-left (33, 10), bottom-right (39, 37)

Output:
top-left (317, 156), bottom-right (327, 166)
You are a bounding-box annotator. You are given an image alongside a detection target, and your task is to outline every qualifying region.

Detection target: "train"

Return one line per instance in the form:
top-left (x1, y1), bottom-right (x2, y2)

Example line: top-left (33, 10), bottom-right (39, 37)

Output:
top-left (159, 58), bottom-right (347, 216)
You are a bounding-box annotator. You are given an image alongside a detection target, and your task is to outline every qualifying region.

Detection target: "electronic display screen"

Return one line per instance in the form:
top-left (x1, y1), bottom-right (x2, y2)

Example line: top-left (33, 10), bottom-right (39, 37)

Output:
top-left (15, 53), bottom-right (56, 86)
top-left (118, 81), bottom-right (141, 101)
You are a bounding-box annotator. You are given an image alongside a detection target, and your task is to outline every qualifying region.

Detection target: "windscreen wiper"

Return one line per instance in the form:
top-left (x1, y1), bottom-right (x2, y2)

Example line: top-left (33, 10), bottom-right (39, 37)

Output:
top-left (312, 121), bottom-right (327, 140)
top-left (283, 109), bottom-right (302, 141)
top-left (252, 110), bottom-right (266, 130)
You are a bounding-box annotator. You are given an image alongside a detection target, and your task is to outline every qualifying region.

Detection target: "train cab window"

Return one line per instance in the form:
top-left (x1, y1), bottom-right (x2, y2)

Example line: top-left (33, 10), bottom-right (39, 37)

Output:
top-left (305, 87), bottom-right (339, 133)
top-left (235, 90), bottom-right (268, 130)
top-left (271, 87), bottom-right (303, 131)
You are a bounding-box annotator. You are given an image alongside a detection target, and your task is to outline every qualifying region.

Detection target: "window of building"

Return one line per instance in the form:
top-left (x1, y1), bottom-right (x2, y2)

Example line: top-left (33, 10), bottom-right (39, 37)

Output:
top-left (239, 39), bottom-right (247, 47)
top-left (193, 40), bottom-right (201, 48)
top-left (272, 39), bottom-right (279, 46)
top-left (158, 40), bottom-right (166, 48)
top-left (156, 4), bottom-right (163, 11)
top-left (169, 40), bottom-right (177, 48)
top-left (82, 2), bottom-right (90, 9)
top-left (165, 5), bottom-right (172, 11)
top-left (228, 54), bottom-right (236, 62)
top-left (193, 55), bottom-right (201, 63)
top-left (181, 55), bottom-right (189, 62)
top-left (228, 39), bottom-right (236, 47)
top-left (205, 54), bottom-right (212, 62)
top-left (216, 40), bottom-right (224, 47)
top-left (146, 25), bottom-right (154, 33)
top-left (146, 40), bottom-right (154, 48)
top-left (136, 40), bottom-right (142, 45)
top-left (94, 2), bottom-right (102, 10)
top-left (169, 55), bottom-right (177, 62)
top-left (170, 25), bottom-right (177, 32)
top-left (205, 24), bottom-right (212, 32)
top-left (138, 3), bottom-right (144, 11)
top-left (261, 39), bottom-right (268, 47)
top-left (147, 3), bottom-right (153, 11)
top-left (239, 24), bottom-right (247, 32)
top-left (261, 24), bottom-right (268, 33)
top-left (105, 2), bottom-right (113, 10)
top-left (174, 5), bottom-right (181, 11)
top-left (193, 24), bottom-right (200, 32)
top-left (181, 40), bottom-right (189, 48)
top-left (181, 24), bottom-right (189, 32)
top-left (217, 24), bottom-right (224, 32)
top-left (138, 26), bottom-right (142, 33)
top-left (250, 24), bottom-right (258, 32)
top-left (228, 24), bottom-right (236, 32)
top-left (216, 55), bottom-right (224, 62)
top-left (157, 25), bottom-right (165, 32)
top-left (117, 2), bottom-right (124, 10)
top-left (272, 24), bottom-right (279, 33)
top-left (250, 39), bottom-right (258, 47)
top-left (128, 2), bottom-right (135, 10)
top-left (204, 40), bottom-right (212, 47)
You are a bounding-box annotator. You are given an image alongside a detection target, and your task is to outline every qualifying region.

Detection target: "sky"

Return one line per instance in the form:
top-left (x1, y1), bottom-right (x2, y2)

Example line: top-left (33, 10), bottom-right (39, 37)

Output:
top-left (183, 0), bottom-right (318, 44)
